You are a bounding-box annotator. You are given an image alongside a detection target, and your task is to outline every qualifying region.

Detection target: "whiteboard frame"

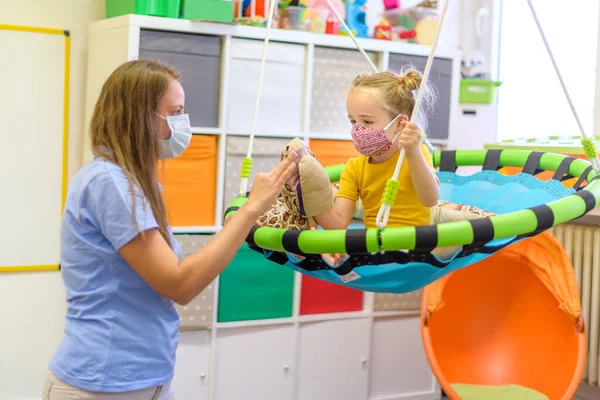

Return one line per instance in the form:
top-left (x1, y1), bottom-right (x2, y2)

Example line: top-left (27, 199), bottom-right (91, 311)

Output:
top-left (0, 24), bottom-right (70, 273)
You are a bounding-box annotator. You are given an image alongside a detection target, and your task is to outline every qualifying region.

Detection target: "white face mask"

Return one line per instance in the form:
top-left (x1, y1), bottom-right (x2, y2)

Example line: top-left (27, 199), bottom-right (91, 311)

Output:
top-left (155, 113), bottom-right (192, 160)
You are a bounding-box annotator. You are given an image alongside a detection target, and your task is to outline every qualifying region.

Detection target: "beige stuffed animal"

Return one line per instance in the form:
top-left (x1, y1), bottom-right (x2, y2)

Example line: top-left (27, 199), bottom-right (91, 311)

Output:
top-left (255, 137), bottom-right (334, 230)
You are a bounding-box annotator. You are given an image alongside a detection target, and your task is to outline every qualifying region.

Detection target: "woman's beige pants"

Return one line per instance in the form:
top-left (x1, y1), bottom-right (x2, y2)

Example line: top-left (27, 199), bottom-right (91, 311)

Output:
top-left (42, 370), bottom-right (174, 400)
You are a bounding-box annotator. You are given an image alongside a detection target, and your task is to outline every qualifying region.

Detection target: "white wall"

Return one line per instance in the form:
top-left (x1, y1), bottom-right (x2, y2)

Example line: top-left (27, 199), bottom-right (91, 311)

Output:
top-left (0, 1), bottom-right (466, 399)
top-left (0, 1), bottom-right (105, 399)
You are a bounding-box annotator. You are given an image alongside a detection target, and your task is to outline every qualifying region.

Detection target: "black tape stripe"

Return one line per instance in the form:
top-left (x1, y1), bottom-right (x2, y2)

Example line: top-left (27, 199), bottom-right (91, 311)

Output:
top-left (333, 262), bottom-right (356, 276)
top-left (247, 225), bottom-right (259, 247)
top-left (574, 166), bottom-right (594, 190)
top-left (482, 149), bottom-right (502, 171)
top-left (522, 151), bottom-right (544, 175)
top-left (414, 225), bottom-right (438, 251)
top-left (469, 217), bottom-right (496, 244)
top-left (552, 157), bottom-right (575, 181)
top-left (529, 204), bottom-right (555, 232)
top-left (439, 150), bottom-right (457, 172)
top-left (224, 206), bottom-right (239, 217)
top-left (574, 190), bottom-right (597, 215)
top-left (282, 230), bottom-right (303, 255)
top-left (345, 230), bottom-right (368, 254)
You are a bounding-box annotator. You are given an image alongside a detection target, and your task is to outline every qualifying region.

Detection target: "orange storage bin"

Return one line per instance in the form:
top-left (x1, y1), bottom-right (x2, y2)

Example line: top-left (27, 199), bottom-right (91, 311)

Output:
top-left (309, 139), bottom-right (359, 172)
top-left (158, 134), bottom-right (218, 227)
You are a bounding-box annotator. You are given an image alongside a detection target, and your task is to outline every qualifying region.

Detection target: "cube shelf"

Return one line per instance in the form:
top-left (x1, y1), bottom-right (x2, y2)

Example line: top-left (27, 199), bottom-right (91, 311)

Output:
top-left (84, 15), bottom-right (461, 400)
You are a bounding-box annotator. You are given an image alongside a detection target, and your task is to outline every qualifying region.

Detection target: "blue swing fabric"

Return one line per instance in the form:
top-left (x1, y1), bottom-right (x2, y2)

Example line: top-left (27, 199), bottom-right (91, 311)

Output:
top-left (254, 170), bottom-right (575, 294)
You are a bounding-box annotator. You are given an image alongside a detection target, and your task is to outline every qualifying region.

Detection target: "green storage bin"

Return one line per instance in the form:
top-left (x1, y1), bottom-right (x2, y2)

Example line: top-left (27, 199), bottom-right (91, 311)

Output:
top-left (105, 0), bottom-right (181, 19)
top-left (459, 79), bottom-right (502, 104)
top-left (217, 243), bottom-right (295, 322)
top-left (182, 0), bottom-right (233, 22)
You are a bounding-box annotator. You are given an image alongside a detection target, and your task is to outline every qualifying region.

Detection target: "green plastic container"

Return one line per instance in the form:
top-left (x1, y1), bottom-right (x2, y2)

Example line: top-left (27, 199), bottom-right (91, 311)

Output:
top-left (105, 0), bottom-right (181, 19)
top-left (459, 79), bottom-right (502, 104)
top-left (182, 0), bottom-right (233, 22)
top-left (217, 243), bottom-right (295, 322)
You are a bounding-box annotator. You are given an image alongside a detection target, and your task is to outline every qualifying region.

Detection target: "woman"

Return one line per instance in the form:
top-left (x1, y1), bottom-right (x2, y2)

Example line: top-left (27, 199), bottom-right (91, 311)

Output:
top-left (42, 59), bottom-right (298, 399)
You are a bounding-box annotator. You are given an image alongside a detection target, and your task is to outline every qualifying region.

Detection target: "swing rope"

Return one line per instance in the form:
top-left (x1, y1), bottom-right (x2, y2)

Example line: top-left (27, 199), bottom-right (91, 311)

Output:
top-left (525, 0), bottom-right (600, 173)
top-left (374, 0), bottom-right (451, 230)
top-left (238, 0), bottom-right (278, 196)
top-left (323, 0), bottom-right (379, 74)
top-left (323, 0), bottom-right (436, 156)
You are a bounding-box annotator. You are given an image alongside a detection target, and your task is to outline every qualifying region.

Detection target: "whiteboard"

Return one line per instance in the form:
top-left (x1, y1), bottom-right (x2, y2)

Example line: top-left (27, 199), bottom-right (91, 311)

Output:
top-left (0, 25), bottom-right (69, 272)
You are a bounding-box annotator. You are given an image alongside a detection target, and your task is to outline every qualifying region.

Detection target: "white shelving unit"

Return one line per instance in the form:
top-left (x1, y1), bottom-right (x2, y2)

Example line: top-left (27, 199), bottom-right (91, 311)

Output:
top-left (84, 14), bottom-right (461, 400)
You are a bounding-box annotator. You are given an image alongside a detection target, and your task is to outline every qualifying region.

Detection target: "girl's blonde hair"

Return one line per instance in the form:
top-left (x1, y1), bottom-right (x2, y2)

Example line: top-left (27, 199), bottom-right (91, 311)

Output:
top-left (349, 67), bottom-right (437, 132)
top-left (90, 59), bottom-right (179, 247)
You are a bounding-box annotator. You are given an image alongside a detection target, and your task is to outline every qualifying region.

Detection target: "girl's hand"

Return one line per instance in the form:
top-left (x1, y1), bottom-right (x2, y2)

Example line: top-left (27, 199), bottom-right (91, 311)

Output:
top-left (398, 121), bottom-right (422, 155)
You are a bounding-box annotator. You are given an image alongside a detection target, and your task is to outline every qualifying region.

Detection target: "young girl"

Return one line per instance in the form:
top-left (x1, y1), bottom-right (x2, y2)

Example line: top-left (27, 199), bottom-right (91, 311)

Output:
top-left (315, 69), bottom-right (491, 263)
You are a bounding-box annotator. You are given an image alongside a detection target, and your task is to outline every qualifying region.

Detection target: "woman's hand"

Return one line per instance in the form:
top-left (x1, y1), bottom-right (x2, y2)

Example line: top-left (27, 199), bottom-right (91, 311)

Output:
top-left (397, 121), bottom-right (422, 155)
top-left (245, 151), bottom-right (300, 217)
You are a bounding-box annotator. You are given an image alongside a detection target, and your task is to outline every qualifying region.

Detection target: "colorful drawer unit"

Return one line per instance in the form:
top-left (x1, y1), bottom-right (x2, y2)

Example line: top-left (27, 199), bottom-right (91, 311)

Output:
top-left (174, 233), bottom-right (215, 329)
top-left (226, 38), bottom-right (306, 135)
top-left (310, 47), bottom-right (379, 134)
top-left (158, 134), bottom-right (218, 228)
top-left (138, 29), bottom-right (222, 128)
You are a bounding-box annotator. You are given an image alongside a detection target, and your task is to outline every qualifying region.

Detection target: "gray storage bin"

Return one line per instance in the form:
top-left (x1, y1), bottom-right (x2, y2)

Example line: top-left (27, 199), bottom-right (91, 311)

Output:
top-left (227, 38), bottom-right (305, 135)
top-left (223, 136), bottom-right (292, 210)
top-left (310, 47), bottom-right (378, 134)
top-left (388, 53), bottom-right (453, 140)
top-left (139, 29), bottom-right (222, 128)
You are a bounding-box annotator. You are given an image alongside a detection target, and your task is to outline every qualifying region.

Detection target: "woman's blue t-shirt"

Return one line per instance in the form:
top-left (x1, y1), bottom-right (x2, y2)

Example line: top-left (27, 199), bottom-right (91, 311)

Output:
top-left (49, 157), bottom-right (182, 392)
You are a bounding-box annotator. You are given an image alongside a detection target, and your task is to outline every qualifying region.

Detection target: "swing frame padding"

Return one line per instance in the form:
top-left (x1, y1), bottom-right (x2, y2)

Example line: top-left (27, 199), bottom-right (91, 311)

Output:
top-left (224, 148), bottom-right (600, 255)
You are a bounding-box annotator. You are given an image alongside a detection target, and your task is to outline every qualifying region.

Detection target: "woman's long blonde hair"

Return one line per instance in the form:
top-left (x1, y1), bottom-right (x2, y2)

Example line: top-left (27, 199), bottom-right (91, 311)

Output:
top-left (349, 67), bottom-right (437, 132)
top-left (90, 59), bottom-right (179, 247)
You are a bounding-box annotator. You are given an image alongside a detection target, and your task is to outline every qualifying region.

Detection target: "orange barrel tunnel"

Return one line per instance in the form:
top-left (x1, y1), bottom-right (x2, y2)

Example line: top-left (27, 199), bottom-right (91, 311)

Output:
top-left (420, 232), bottom-right (586, 400)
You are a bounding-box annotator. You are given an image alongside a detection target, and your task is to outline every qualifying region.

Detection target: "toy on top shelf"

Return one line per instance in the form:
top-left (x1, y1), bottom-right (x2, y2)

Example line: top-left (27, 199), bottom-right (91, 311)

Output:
top-left (343, 0), bottom-right (368, 38)
top-left (383, 0), bottom-right (400, 11)
top-left (233, 0), bottom-right (267, 26)
top-left (277, 1), bottom-right (329, 34)
top-left (311, 0), bottom-right (345, 20)
top-left (325, 18), bottom-right (340, 34)
top-left (461, 50), bottom-right (491, 79)
top-left (383, 4), bottom-right (438, 44)
top-left (416, 0), bottom-right (438, 8)
top-left (374, 19), bottom-right (392, 40)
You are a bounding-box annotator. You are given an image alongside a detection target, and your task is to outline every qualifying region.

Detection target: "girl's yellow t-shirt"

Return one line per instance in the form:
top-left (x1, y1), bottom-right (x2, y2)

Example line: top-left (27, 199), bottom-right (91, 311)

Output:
top-left (336, 143), bottom-right (437, 229)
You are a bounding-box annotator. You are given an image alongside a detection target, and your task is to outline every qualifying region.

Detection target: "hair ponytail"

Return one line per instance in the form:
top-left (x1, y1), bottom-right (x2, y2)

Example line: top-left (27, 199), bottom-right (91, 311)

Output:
top-left (349, 66), bottom-right (437, 133)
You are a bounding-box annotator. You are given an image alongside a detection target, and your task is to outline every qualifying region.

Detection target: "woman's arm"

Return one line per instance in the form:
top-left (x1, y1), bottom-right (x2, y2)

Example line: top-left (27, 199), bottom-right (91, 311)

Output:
top-left (119, 153), bottom-right (299, 305)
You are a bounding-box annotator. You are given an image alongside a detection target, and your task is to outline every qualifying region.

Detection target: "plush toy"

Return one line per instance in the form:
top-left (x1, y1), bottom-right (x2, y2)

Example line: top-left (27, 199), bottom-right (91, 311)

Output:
top-left (461, 50), bottom-right (491, 79)
top-left (255, 137), bottom-right (334, 230)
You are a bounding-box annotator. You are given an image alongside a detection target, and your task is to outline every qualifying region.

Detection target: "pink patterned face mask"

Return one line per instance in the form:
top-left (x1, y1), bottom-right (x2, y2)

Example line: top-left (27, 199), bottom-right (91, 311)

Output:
top-left (351, 114), bottom-right (402, 156)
